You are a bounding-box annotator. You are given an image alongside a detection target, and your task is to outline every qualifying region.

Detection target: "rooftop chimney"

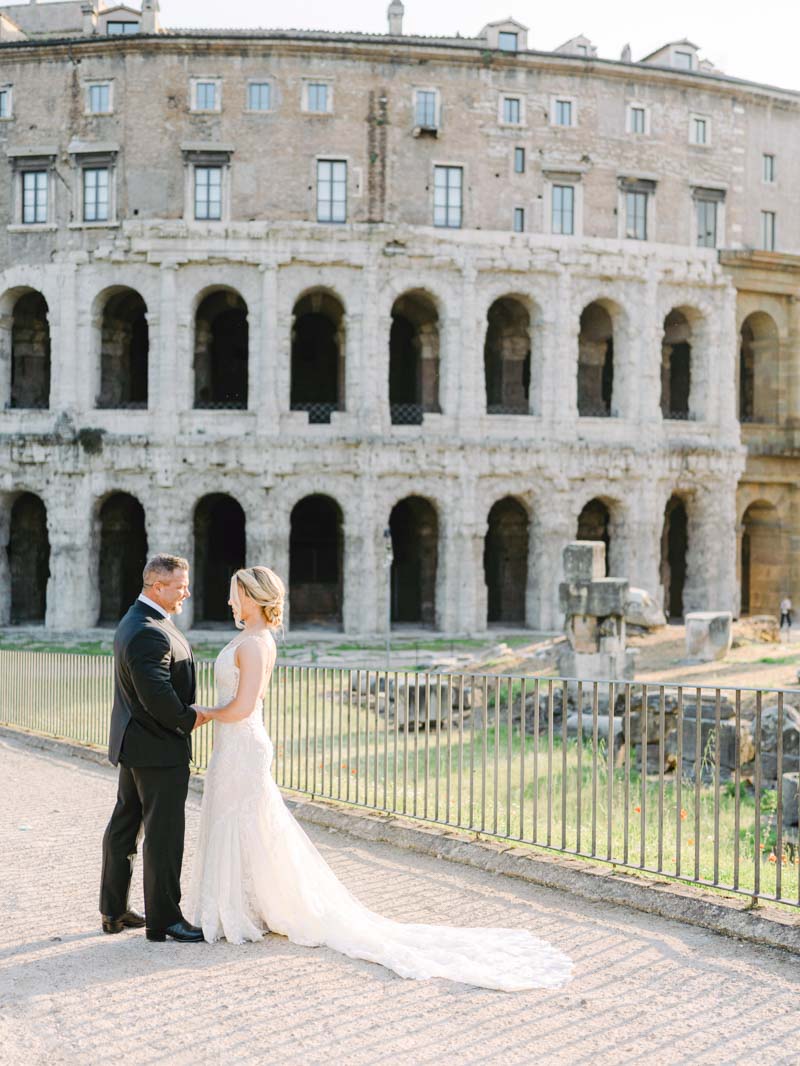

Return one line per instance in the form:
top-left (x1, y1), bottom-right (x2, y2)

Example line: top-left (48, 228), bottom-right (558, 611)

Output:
top-left (141, 0), bottom-right (160, 33)
top-left (81, 1), bottom-right (97, 35)
top-left (388, 0), bottom-right (404, 35)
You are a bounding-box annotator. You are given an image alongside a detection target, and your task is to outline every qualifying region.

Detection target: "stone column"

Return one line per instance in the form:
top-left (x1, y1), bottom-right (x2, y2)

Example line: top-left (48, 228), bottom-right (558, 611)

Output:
top-left (145, 489), bottom-right (194, 629)
top-left (50, 261), bottom-right (80, 415)
top-left (154, 261), bottom-right (182, 439)
top-left (714, 282), bottom-right (739, 438)
top-left (456, 264), bottom-right (484, 429)
top-left (354, 253), bottom-right (383, 433)
top-left (436, 496), bottom-right (465, 634)
top-left (786, 294), bottom-right (800, 427)
top-left (623, 480), bottom-right (663, 602)
top-left (46, 480), bottom-right (95, 630)
top-left (449, 477), bottom-right (484, 634)
top-left (535, 501), bottom-right (574, 631)
top-left (686, 479), bottom-right (738, 615)
top-left (543, 267), bottom-right (577, 431)
top-left (343, 482), bottom-right (380, 635)
top-left (633, 271), bottom-right (663, 424)
top-left (256, 262), bottom-right (280, 434)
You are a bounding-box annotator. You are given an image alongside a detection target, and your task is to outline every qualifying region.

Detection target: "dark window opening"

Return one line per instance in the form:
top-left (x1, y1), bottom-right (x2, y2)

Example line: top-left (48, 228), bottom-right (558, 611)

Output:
top-left (484, 297), bottom-right (531, 414)
top-left (98, 493), bottom-right (147, 624)
top-left (194, 494), bottom-right (246, 624)
top-left (289, 495), bottom-right (343, 628)
top-left (194, 291), bottom-right (248, 410)
top-left (11, 292), bottom-right (50, 409)
top-left (98, 290), bottom-right (148, 409)
top-left (484, 497), bottom-right (528, 625)
top-left (291, 291), bottom-right (345, 424)
top-left (390, 496), bottom-right (438, 627)
top-left (8, 493), bottom-right (49, 623)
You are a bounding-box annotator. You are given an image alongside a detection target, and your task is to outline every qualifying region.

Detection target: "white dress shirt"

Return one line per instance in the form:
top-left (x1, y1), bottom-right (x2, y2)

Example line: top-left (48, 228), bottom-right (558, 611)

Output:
top-left (138, 593), bottom-right (170, 619)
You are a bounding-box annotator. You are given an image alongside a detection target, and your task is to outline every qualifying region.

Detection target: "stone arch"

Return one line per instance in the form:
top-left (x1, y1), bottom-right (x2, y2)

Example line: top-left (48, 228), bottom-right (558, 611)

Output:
top-left (193, 494), bottom-right (246, 624)
top-left (97, 493), bottom-right (148, 625)
top-left (740, 499), bottom-right (785, 616)
top-left (97, 288), bottom-right (149, 409)
top-left (577, 301), bottom-right (615, 417)
top-left (661, 308), bottom-right (696, 420)
top-left (577, 498), bottom-right (611, 575)
top-left (10, 291), bottom-right (50, 409)
top-left (7, 492), bottom-right (50, 623)
top-left (484, 496), bottom-right (529, 625)
top-left (289, 494), bottom-right (344, 628)
top-left (389, 290), bottom-right (440, 424)
top-left (194, 289), bottom-right (249, 409)
top-left (739, 311), bottom-right (779, 424)
top-left (661, 495), bottom-right (689, 621)
top-left (291, 288), bottom-right (345, 423)
top-left (484, 296), bottom-right (531, 414)
top-left (389, 495), bottom-right (438, 627)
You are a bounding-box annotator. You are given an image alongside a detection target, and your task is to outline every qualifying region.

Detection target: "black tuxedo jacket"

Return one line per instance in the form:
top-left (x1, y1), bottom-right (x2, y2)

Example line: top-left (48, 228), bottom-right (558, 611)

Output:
top-left (108, 599), bottom-right (198, 768)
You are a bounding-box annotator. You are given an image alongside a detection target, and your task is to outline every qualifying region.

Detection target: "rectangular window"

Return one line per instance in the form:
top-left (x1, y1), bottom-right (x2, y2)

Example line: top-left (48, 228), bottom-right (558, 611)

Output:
top-left (0, 89), bottom-right (10, 118)
top-left (195, 81), bottom-right (217, 111)
top-left (762, 153), bottom-right (775, 183)
top-left (761, 210), bottom-right (776, 251)
top-left (22, 170), bottom-right (48, 224)
top-left (247, 82), bottom-right (272, 111)
top-left (502, 97), bottom-right (521, 124)
top-left (317, 159), bottom-right (347, 223)
top-left (691, 116), bottom-right (708, 145)
top-left (552, 184), bottom-right (575, 235)
top-left (194, 166), bottom-right (222, 220)
top-left (630, 106), bottom-right (646, 134)
top-left (83, 167), bottom-right (109, 222)
top-left (433, 165), bottom-right (462, 228)
top-left (107, 21), bottom-right (139, 34)
top-left (513, 207), bottom-right (525, 233)
top-left (498, 31), bottom-right (518, 52)
top-left (554, 99), bottom-right (573, 127)
top-left (415, 90), bottom-right (437, 128)
top-left (625, 190), bottom-right (648, 240)
top-left (514, 146), bottom-right (525, 174)
top-left (307, 83), bottom-right (329, 113)
top-left (88, 83), bottom-right (111, 114)
top-left (696, 199), bottom-right (717, 247)
top-left (674, 51), bottom-right (694, 69)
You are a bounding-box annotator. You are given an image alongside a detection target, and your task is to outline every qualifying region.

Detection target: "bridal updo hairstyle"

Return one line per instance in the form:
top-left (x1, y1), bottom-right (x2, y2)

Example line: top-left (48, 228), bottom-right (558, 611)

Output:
top-left (233, 566), bottom-right (285, 629)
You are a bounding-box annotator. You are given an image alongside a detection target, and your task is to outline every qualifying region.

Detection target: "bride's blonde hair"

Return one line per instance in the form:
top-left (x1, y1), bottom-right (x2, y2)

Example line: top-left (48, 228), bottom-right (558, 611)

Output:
top-left (233, 566), bottom-right (285, 629)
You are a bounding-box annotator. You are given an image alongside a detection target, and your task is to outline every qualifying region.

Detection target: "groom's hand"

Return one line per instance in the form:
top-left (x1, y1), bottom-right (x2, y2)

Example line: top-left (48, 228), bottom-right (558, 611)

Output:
top-left (192, 708), bottom-right (209, 730)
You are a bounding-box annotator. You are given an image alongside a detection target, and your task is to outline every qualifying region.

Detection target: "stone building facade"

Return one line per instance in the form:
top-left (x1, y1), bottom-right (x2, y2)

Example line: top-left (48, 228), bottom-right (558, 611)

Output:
top-left (0, 1), bottom-right (796, 634)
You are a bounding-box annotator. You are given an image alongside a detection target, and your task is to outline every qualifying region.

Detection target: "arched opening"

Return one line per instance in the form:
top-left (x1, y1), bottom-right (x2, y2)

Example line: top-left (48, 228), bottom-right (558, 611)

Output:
top-left (389, 496), bottom-right (438, 627)
top-left (291, 290), bottom-right (345, 424)
top-left (661, 496), bottom-right (688, 622)
top-left (740, 501), bottom-right (783, 616)
top-left (8, 493), bottom-right (49, 623)
top-left (577, 498), bottom-right (611, 576)
top-left (193, 494), bottom-right (246, 624)
top-left (484, 297), bottom-right (531, 414)
top-left (98, 289), bottom-right (148, 409)
top-left (739, 312), bottom-right (779, 424)
top-left (194, 290), bottom-right (248, 409)
top-left (484, 497), bottom-right (528, 625)
top-left (98, 493), bottom-right (148, 625)
top-left (577, 302), bottom-right (614, 417)
top-left (389, 291), bottom-right (440, 425)
top-left (661, 310), bottom-right (692, 420)
top-left (289, 495), bottom-right (343, 628)
top-left (11, 292), bottom-right (50, 409)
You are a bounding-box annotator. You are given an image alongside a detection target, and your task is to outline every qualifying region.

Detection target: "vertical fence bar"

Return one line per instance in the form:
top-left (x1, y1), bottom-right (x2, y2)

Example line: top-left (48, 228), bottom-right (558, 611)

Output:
top-left (775, 690), bottom-right (784, 901)
top-left (606, 682), bottom-right (615, 861)
top-left (457, 674), bottom-right (465, 828)
top-left (393, 670), bottom-right (400, 814)
top-left (364, 669), bottom-right (371, 807)
top-left (435, 674), bottom-right (443, 822)
top-left (591, 681), bottom-right (599, 857)
top-left (424, 672), bottom-right (430, 820)
top-left (519, 677), bottom-right (527, 842)
top-left (383, 669), bottom-right (390, 812)
top-left (713, 688), bottom-right (721, 886)
top-left (658, 685), bottom-right (666, 873)
top-left (506, 676), bottom-right (513, 838)
top-left (402, 672), bottom-right (409, 815)
top-left (480, 676), bottom-right (488, 833)
top-left (413, 675), bottom-right (420, 818)
top-left (493, 676), bottom-right (500, 835)
top-left (560, 679), bottom-right (568, 851)
top-left (675, 686), bottom-right (684, 877)
top-left (733, 688), bottom-right (741, 891)
top-left (694, 686), bottom-right (702, 882)
top-left (754, 689), bottom-right (762, 898)
top-left (546, 680), bottom-right (554, 847)
top-left (337, 669), bottom-right (344, 800)
top-left (576, 680), bottom-right (583, 855)
top-left (623, 683), bottom-right (631, 866)
top-left (640, 683), bottom-right (648, 871)
top-left (531, 677), bottom-right (540, 844)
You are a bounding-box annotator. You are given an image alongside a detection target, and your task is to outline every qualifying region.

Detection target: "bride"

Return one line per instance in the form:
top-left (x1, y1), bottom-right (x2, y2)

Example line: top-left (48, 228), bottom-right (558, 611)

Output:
top-left (189, 565), bottom-right (573, 992)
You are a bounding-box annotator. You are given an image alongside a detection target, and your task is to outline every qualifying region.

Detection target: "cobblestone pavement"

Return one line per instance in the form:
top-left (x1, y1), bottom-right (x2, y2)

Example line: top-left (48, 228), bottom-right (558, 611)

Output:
top-left (1, 736), bottom-right (798, 1066)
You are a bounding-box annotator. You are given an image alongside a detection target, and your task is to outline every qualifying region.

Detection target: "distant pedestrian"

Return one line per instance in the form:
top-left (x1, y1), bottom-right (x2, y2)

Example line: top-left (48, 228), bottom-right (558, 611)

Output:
top-left (780, 596), bottom-right (793, 629)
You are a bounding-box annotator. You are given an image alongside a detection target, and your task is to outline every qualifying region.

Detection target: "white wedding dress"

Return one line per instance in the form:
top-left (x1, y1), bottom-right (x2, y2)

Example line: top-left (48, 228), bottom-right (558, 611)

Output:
top-left (189, 633), bottom-right (573, 991)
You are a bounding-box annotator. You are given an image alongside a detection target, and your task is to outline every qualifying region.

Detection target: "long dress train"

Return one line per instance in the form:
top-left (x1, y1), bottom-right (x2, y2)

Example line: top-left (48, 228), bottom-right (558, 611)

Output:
top-left (189, 634), bottom-right (573, 992)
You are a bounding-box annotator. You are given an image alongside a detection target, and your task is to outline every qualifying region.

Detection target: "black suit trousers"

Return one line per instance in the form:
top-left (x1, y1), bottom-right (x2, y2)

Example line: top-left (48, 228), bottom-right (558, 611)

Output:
top-left (100, 762), bottom-right (190, 930)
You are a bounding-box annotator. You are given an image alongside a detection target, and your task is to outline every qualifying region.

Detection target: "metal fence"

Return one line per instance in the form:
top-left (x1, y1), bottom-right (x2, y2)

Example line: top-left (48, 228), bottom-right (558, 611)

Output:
top-left (1, 650), bottom-right (798, 908)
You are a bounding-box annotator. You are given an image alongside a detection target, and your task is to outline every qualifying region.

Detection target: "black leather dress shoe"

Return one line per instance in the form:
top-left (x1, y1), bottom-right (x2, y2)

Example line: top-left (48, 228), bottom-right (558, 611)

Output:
top-left (102, 909), bottom-right (146, 934)
top-left (146, 920), bottom-right (204, 943)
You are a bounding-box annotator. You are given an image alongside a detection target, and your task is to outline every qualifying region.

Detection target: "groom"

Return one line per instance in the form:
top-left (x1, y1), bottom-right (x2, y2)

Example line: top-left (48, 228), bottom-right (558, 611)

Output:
top-left (99, 553), bottom-right (209, 943)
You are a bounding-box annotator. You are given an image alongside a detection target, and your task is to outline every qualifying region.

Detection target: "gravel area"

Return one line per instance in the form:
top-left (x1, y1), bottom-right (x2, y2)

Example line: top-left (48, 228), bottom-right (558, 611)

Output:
top-left (1, 736), bottom-right (798, 1066)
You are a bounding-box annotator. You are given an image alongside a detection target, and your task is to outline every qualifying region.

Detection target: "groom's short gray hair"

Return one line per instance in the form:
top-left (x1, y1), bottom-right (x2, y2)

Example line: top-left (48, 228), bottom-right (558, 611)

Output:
top-left (143, 553), bottom-right (189, 586)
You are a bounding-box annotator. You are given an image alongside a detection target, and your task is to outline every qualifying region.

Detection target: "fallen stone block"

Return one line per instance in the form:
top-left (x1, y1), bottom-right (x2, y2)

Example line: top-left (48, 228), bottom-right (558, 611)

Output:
top-left (782, 773), bottom-right (799, 828)
top-left (625, 587), bottom-right (667, 629)
top-left (685, 612), bottom-right (732, 662)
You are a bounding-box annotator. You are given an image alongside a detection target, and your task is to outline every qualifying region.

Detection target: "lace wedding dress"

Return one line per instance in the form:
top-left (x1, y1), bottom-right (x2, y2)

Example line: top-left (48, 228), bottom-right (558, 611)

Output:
top-left (189, 633), bottom-right (573, 991)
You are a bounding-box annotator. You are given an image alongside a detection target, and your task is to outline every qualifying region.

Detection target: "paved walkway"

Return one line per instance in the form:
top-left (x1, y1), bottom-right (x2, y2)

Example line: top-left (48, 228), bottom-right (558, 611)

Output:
top-left (1, 736), bottom-right (798, 1066)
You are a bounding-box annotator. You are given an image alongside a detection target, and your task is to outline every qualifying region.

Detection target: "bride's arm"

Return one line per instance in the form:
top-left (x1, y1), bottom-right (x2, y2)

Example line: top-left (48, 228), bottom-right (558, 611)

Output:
top-left (196, 639), bottom-right (270, 723)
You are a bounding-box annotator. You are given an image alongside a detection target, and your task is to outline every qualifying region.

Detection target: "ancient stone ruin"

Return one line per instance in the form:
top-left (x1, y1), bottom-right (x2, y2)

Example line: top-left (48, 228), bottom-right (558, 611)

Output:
top-left (558, 541), bottom-right (636, 681)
